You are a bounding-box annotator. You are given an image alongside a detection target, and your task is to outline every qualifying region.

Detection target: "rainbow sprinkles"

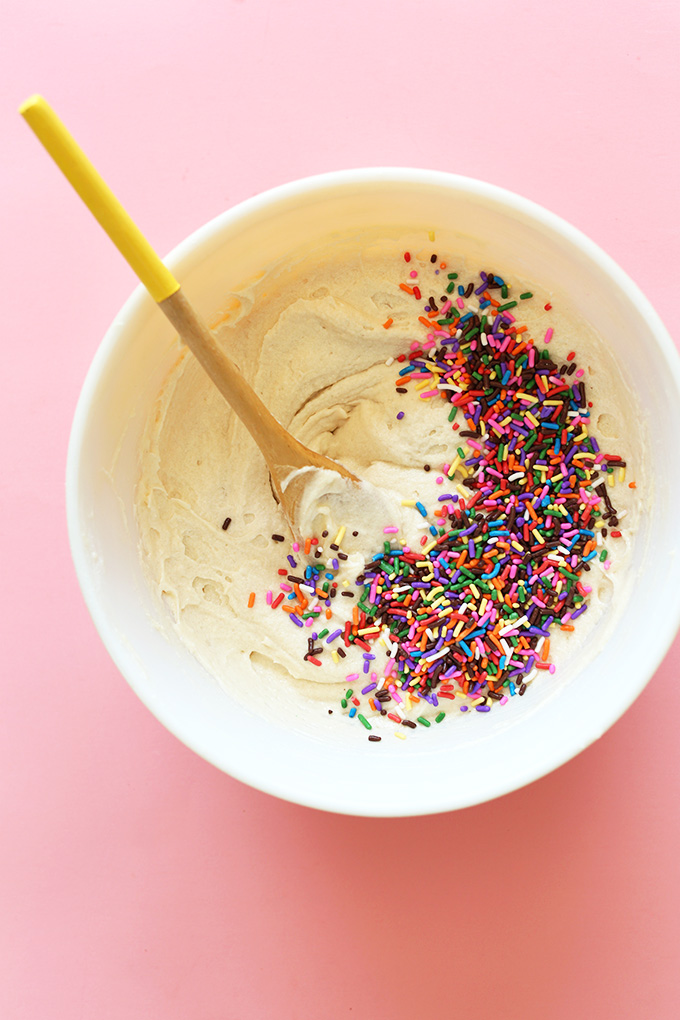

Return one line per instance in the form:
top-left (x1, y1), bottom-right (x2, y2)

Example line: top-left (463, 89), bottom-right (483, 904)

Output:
top-left (251, 247), bottom-right (633, 740)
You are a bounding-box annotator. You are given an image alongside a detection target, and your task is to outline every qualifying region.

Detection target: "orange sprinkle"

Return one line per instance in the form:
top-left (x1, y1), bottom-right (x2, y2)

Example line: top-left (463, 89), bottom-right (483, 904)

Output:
top-left (629, 481), bottom-right (637, 489)
top-left (418, 316), bottom-right (432, 328)
top-left (383, 317), bottom-right (394, 329)
top-left (541, 639), bottom-right (551, 663)
top-left (399, 283), bottom-right (414, 294)
top-left (560, 623), bottom-right (575, 632)
top-left (352, 606), bottom-right (359, 625)
top-left (325, 609), bottom-right (333, 620)
top-left (440, 262), bottom-right (447, 269)
top-left (247, 592), bottom-right (255, 608)
top-left (304, 537), bottom-right (311, 556)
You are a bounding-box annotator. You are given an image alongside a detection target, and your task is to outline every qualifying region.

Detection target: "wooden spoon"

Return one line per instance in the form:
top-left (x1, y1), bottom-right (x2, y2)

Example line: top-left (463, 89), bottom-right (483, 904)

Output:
top-left (20, 95), bottom-right (358, 530)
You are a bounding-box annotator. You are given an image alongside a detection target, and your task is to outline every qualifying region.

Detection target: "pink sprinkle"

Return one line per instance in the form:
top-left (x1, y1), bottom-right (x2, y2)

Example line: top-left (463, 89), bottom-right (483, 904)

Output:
top-left (419, 389), bottom-right (440, 399)
top-left (385, 659), bottom-right (395, 677)
top-left (383, 526), bottom-right (399, 534)
top-left (305, 617), bottom-right (314, 627)
top-left (292, 542), bottom-right (300, 552)
top-left (604, 560), bottom-right (611, 571)
top-left (500, 696), bottom-right (508, 705)
top-left (440, 300), bottom-right (452, 315)
top-left (280, 583), bottom-right (292, 592)
top-left (409, 270), bottom-right (418, 278)
top-left (266, 591), bottom-right (273, 605)
top-left (346, 673), bottom-right (359, 682)
top-left (456, 297), bottom-right (465, 309)
top-left (410, 340), bottom-right (420, 350)
top-left (389, 686), bottom-right (403, 705)
top-left (575, 368), bottom-right (584, 378)
top-left (544, 327), bottom-right (554, 344)
top-left (422, 340), bottom-right (436, 350)
top-left (549, 664), bottom-right (556, 674)
top-left (436, 476), bottom-right (444, 484)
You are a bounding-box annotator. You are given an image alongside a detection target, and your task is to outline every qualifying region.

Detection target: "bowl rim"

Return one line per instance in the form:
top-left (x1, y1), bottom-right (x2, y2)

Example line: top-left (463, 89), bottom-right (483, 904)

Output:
top-left (66, 167), bottom-right (680, 816)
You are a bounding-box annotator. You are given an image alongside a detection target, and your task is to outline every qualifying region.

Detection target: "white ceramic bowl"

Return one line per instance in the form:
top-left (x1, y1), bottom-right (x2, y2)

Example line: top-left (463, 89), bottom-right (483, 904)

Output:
top-left (67, 169), bottom-right (680, 816)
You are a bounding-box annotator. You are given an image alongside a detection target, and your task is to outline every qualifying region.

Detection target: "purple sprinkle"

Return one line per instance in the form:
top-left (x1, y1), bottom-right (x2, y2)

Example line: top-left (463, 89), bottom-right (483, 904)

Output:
top-left (362, 661), bottom-right (370, 674)
top-left (396, 411), bottom-right (405, 420)
top-left (475, 705), bottom-right (491, 713)
top-left (287, 555), bottom-right (297, 569)
top-left (325, 628), bottom-right (343, 644)
top-left (460, 705), bottom-right (469, 712)
top-left (289, 614), bottom-right (303, 628)
top-left (438, 494), bottom-right (455, 501)
top-left (361, 682), bottom-right (377, 695)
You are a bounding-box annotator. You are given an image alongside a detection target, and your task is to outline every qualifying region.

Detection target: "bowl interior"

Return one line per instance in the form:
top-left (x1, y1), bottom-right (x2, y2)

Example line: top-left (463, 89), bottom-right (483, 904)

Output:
top-left (68, 170), bottom-right (680, 815)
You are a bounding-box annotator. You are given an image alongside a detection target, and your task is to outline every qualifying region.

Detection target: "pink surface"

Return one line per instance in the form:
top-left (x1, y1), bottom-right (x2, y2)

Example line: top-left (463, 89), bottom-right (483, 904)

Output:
top-left (2, 1), bottom-right (680, 1017)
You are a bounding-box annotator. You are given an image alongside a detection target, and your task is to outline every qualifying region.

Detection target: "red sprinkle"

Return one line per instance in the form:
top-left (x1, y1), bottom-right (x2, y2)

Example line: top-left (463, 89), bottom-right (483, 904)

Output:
top-left (307, 657), bottom-right (322, 667)
top-left (404, 251), bottom-right (411, 262)
top-left (567, 351), bottom-right (575, 361)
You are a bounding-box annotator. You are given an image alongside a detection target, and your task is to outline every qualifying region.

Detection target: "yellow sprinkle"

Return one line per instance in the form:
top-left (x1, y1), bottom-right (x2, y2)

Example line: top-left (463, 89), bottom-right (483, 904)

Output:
top-left (394, 730), bottom-right (407, 740)
top-left (454, 691), bottom-right (467, 699)
top-left (358, 626), bottom-right (381, 636)
top-left (544, 400), bottom-right (563, 406)
top-left (415, 378), bottom-right (434, 391)
top-left (428, 229), bottom-right (435, 242)
top-left (619, 466), bottom-right (626, 482)
top-left (516, 392), bottom-right (538, 403)
top-left (401, 500), bottom-right (416, 507)
top-left (422, 539), bottom-right (439, 555)
top-left (453, 620), bottom-right (465, 638)
top-left (471, 696), bottom-right (486, 707)
top-left (456, 485), bottom-right (468, 499)
top-left (447, 455), bottom-right (461, 478)
top-left (532, 529), bottom-right (544, 544)
top-left (594, 520), bottom-right (605, 529)
top-left (573, 431), bottom-right (588, 443)
top-left (525, 411), bottom-right (540, 428)
top-left (469, 584), bottom-right (480, 598)
top-left (331, 651), bottom-right (339, 664)
top-left (608, 472), bottom-right (615, 487)
top-left (333, 526), bottom-right (346, 547)
top-left (512, 541), bottom-right (524, 553)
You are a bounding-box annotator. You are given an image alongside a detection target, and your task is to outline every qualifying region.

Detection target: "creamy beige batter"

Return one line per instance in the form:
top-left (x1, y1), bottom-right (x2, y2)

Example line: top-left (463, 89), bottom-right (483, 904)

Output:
top-left (135, 239), bottom-right (644, 729)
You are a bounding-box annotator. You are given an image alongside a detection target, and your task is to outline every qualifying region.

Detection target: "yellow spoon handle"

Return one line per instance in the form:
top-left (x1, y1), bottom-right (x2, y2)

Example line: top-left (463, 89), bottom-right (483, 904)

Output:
top-left (20, 94), bottom-right (179, 303)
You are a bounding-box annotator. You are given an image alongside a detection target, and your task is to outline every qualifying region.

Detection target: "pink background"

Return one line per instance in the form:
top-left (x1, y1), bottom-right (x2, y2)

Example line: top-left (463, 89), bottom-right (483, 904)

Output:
top-left (2, 1), bottom-right (680, 1017)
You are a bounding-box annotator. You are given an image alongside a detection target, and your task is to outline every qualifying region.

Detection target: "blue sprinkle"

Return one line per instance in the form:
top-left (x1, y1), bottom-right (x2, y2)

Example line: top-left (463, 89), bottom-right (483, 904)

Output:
top-left (349, 706), bottom-right (357, 718)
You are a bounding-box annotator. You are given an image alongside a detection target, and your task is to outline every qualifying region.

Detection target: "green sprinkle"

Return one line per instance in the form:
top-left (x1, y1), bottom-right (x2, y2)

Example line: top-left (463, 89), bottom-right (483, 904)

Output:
top-left (435, 712), bottom-right (446, 723)
top-left (318, 628), bottom-right (329, 639)
top-left (497, 301), bottom-right (517, 312)
top-left (501, 284), bottom-right (508, 298)
top-left (341, 698), bottom-right (348, 708)
top-left (417, 716), bottom-right (431, 727)
top-left (519, 291), bottom-right (533, 300)
top-left (447, 272), bottom-right (458, 279)
top-left (346, 689), bottom-right (353, 698)
top-left (599, 549), bottom-right (608, 562)
top-left (358, 713), bottom-right (372, 730)
top-left (446, 281), bottom-right (456, 294)
top-left (448, 406), bottom-right (457, 422)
